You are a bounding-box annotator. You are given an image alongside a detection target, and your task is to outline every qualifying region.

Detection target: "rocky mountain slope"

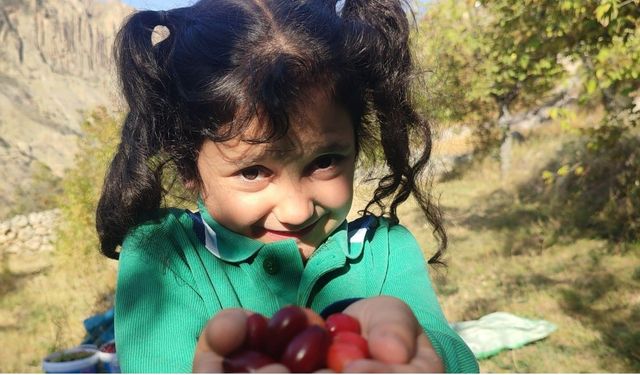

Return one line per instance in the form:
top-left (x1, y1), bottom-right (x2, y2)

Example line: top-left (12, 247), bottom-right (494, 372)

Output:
top-left (0, 0), bottom-right (133, 217)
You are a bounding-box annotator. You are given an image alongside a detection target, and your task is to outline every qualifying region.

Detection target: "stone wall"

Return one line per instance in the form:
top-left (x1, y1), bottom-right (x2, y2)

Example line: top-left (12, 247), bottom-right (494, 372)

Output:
top-left (0, 209), bottom-right (60, 257)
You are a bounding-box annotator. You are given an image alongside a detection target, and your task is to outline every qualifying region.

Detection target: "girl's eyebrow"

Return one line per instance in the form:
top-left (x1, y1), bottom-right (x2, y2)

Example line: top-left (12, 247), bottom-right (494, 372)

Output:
top-left (311, 140), bottom-right (354, 154)
top-left (274, 139), bottom-right (354, 156)
top-left (230, 140), bottom-right (353, 166)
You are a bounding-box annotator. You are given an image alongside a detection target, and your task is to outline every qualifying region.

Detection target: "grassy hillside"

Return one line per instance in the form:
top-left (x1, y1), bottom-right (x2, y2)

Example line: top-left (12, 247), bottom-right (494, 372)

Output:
top-left (0, 248), bottom-right (116, 372)
top-left (353, 120), bottom-right (640, 372)
top-left (1, 116), bottom-right (639, 372)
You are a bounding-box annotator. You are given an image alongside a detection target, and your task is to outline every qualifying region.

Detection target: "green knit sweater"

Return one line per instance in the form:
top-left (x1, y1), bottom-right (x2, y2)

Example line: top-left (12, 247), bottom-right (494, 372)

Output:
top-left (115, 205), bottom-right (479, 373)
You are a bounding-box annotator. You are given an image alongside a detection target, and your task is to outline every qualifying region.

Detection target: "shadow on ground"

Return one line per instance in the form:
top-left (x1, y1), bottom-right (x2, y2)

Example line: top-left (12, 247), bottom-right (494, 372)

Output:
top-left (558, 268), bottom-right (640, 371)
top-left (0, 266), bottom-right (50, 299)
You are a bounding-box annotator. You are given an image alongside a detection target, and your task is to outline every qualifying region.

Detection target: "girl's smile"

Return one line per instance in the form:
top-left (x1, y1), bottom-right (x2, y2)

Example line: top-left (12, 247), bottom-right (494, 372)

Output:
top-left (257, 222), bottom-right (317, 240)
top-left (196, 90), bottom-right (356, 260)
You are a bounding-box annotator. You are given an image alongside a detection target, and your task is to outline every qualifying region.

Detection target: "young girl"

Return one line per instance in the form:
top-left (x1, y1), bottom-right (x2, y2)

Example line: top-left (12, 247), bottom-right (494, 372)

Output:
top-left (96, 0), bottom-right (478, 372)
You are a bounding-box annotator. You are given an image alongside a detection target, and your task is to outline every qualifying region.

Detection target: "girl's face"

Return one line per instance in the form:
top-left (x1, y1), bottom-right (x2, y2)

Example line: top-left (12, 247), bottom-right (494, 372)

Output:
top-left (196, 93), bottom-right (356, 260)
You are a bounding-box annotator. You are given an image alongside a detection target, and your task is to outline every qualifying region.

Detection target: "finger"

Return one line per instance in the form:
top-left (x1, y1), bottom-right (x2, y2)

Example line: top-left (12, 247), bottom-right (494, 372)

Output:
top-left (344, 297), bottom-right (419, 364)
top-left (195, 308), bottom-right (250, 356)
top-left (373, 334), bottom-right (444, 373)
top-left (342, 358), bottom-right (394, 373)
top-left (341, 332), bottom-right (445, 373)
top-left (367, 322), bottom-right (415, 364)
top-left (255, 363), bottom-right (290, 373)
top-left (192, 351), bottom-right (224, 373)
top-left (314, 369), bottom-right (335, 373)
top-left (344, 345), bottom-right (442, 374)
top-left (405, 333), bottom-right (444, 373)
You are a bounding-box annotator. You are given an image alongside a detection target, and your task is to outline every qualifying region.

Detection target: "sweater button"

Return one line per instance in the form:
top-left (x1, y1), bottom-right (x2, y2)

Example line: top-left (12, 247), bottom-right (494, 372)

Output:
top-left (263, 257), bottom-right (279, 275)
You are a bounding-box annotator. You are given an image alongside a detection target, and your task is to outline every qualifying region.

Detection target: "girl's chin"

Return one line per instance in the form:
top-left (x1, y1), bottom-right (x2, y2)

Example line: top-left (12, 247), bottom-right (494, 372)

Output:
top-left (252, 231), bottom-right (319, 259)
top-left (297, 243), bottom-right (317, 260)
top-left (258, 233), bottom-right (318, 249)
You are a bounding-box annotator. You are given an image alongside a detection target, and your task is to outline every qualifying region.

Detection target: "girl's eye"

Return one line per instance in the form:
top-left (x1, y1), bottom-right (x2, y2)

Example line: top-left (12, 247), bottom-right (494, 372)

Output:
top-left (239, 166), bottom-right (269, 181)
top-left (313, 155), bottom-right (340, 170)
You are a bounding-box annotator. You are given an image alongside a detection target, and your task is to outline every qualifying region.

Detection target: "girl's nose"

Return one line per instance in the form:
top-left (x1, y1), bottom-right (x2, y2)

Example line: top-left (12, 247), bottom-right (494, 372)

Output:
top-left (273, 185), bottom-right (315, 227)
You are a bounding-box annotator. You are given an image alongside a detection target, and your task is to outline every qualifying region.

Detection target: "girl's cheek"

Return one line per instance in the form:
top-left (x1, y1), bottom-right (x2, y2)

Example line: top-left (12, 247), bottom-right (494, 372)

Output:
top-left (233, 194), bottom-right (273, 219)
top-left (202, 190), bottom-right (269, 229)
top-left (316, 179), bottom-right (354, 208)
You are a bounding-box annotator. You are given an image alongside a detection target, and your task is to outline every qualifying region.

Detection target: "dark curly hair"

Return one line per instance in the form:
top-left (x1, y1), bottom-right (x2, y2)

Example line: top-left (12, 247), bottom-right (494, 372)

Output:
top-left (96, 0), bottom-right (446, 264)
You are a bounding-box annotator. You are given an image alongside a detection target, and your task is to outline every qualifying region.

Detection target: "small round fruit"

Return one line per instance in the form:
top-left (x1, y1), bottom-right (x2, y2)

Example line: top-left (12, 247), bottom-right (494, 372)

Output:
top-left (325, 313), bottom-right (361, 336)
top-left (265, 306), bottom-right (308, 358)
top-left (223, 350), bottom-right (275, 373)
top-left (332, 331), bottom-right (369, 357)
top-left (245, 313), bottom-right (268, 351)
top-left (326, 343), bottom-right (367, 373)
top-left (99, 342), bottom-right (116, 353)
top-left (281, 325), bottom-right (331, 373)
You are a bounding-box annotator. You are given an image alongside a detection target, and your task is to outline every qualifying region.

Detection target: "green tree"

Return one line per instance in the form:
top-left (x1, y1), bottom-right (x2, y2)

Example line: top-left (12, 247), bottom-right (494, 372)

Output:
top-left (415, 0), bottom-right (566, 175)
top-left (479, 1), bottom-right (567, 115)
top-left (413, 0), bottom-right (494, 127)
top-left (416, 0), bottom-right (640, 240)
top-left (481, 0), bottom-right (640, 240)
top-left (480, 0), bottom-right (640, 114)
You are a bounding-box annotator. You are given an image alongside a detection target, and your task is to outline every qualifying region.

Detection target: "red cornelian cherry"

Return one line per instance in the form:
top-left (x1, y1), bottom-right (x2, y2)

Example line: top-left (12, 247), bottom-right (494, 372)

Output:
top-left (223, 306), bottom-right (372, 373)
top-left (245, 313), bottom-right (268, 351)
top-left (326, 342), bottom-right (367, 373)
top-left (222, 350), bottom-right (276, 373)
top-left (325, 313), bottom-right (361, 336)
top-left (281, 325), bottom-right (331, 373)
top-left (265, 306), bottom-right (308, 359)
top-left (332, 331), bottom-right (369, 357)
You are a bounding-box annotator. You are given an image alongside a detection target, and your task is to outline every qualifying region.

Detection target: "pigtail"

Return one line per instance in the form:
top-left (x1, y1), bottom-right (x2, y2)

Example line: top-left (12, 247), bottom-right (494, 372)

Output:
top-left (341, 0), bottom-right (447, 264)
top-left (96, 10), bottom-right (175, 259)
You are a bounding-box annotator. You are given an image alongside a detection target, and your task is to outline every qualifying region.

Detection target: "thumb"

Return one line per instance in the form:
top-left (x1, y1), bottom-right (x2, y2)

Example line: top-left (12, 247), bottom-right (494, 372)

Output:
top-left (193, 309), bottom-right (251, 373)
top-left (344, 296), bottom-right (420, 364)
top-left (367, 317), bottom-right (417, 364)
top-left (195, 308), bottom-right (249, 356)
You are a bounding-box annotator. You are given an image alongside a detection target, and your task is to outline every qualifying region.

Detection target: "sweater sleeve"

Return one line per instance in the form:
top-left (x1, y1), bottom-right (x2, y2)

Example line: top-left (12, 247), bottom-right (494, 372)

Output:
top-left (115, 218), bottom-right (209, 373)
top-left (381, 224), bottom-right (479, 373)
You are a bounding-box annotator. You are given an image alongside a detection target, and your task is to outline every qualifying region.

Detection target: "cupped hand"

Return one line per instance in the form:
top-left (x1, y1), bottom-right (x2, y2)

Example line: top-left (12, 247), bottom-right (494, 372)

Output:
top-left (340, 295), bottom-right (444, 372)
top-left (192, 309), bottom-right (289, 373)
top-left (192, 296), bottom-right (444, 373)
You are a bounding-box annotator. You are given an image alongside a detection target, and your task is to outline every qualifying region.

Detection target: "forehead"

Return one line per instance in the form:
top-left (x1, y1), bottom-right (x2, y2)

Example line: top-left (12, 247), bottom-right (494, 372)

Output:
top-left (214, 93), bottom-right (354, 160)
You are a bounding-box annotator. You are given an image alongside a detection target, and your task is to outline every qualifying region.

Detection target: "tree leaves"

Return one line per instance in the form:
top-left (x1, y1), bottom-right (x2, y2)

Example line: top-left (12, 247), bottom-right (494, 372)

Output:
top-left (415, 0), bottom-right (639, 240)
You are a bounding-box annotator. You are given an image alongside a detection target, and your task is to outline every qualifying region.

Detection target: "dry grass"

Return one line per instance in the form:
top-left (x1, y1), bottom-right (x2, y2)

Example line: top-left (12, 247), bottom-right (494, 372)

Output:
top-left (387, 122), bottom-right (639, 373)
top-left (0, 249), bottom-right (116, 372)
top-left (431, 126), bottom-right (476, 158)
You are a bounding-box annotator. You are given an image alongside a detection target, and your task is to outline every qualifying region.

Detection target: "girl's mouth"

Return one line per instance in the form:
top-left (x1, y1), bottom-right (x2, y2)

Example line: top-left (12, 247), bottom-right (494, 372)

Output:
top-left (261, 223), bottom-right (316, 240)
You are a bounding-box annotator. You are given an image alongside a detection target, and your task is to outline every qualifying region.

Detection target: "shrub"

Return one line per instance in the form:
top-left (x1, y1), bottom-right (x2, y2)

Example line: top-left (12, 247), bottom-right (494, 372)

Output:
top-left (55, 107), bottom-right (122, 260)
top-left (538, 112), bottom-right (640, 242)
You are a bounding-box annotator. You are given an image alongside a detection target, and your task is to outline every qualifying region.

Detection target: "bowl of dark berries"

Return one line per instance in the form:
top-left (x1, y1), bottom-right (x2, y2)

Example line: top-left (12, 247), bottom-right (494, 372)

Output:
top-left (223, 305), bottom-right (371, 373)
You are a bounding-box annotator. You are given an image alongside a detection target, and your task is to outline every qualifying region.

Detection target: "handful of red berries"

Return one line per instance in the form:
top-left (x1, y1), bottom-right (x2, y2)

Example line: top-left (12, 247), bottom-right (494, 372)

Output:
top-left (223, 305), bottom-right (370, 373)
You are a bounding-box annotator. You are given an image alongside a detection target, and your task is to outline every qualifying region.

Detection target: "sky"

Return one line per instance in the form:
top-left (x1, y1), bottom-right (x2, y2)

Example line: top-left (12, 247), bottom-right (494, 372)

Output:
top-left (122, 0), bottom-right (196, 10)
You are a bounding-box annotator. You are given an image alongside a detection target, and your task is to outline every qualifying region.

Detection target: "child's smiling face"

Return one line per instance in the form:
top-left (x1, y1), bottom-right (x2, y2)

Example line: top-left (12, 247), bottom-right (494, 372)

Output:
top-left (196, 91), bottom-right (356, 260)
